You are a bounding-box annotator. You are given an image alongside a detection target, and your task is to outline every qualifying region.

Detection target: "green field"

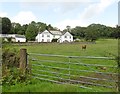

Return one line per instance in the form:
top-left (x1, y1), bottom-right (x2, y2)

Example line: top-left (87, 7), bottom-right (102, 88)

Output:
top-left (2, 39), bottom-right (119, 92)
top-left (3, 39), bottom-right (118, 56)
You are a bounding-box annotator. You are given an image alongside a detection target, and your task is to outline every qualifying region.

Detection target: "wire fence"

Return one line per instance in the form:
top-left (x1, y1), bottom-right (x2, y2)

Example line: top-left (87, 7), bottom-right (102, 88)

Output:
top-left (28, 53), bottom-right (118, 90)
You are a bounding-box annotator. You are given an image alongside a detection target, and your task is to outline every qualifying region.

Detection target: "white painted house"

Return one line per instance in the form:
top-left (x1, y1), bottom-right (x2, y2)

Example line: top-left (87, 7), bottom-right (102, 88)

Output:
top-left (14, 34), bottom-right (26, 42)
top-left (35, 30), bottom-right (53, 42)
top-left (58, 32), bottom-right (73, 43)
top-left (35, 30), bottom-right (73, 43)
top-left (0, 34), bottom-right (26, 42)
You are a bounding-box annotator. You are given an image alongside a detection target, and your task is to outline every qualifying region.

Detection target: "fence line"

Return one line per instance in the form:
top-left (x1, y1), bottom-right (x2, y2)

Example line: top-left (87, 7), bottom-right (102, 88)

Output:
top-left (32, 63), bottom-right (117, 75)
top-left (31, 69), bottom-right (118, 82)
top-left (32, 73), bottom-right (115, 88)
top-left (31, 58), bottom-right (117, 68)
top-left (28, 53), bottom-right (115, 60)
top-left (28, 52), bottom-right (118, 90)
top-left (32, 76), bottom-right (93, 89)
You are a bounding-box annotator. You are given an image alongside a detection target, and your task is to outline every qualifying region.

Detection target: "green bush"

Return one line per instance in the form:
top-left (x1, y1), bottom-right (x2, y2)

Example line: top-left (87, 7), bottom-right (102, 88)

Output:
top-left (2, 49), bottom-right (31, 86)
top-left (74, 40), bottom-right (79, 42)
top-left (52, 39), bottom-right (58, 42)
top-left (2, 67), bottom-right (31, 86)
top-left (2, 49), bottom-right (19, 68)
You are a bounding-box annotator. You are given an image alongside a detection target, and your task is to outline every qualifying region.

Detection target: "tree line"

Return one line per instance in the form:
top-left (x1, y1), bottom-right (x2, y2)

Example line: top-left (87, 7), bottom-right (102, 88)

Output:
top-left (1, 17), bottom-right (120, 41)
top-left (65, 24), bottom-right (120, 41)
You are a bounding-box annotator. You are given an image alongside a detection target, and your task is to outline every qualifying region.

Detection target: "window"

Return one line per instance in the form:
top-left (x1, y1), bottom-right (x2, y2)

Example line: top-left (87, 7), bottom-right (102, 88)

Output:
top-left (42, 39), bottom-right (44, 42)
top-left (65, 36), bottom-right (67, 38)
top-left (42, 35), bottom-right (44, 37)
top-left (47, 35), bottom-right (50, 37)
top-left (70, 36), bottom-right (71, 39)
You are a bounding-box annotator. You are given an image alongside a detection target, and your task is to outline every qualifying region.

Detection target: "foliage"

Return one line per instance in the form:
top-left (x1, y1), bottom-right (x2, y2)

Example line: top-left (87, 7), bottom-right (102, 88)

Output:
top-left (113, 25), bottom-right (120, 39)
top-left (2, 79), bottom-right (116, 92)
top-left (2, 67), bottom-right (31, 86)
top-left (10, 23), bottom-right (28, 34)
top-left (74, 39), bottom-right (80, 42)
top-left (1, 16), bottom-right (119, 42)
top-left (46, 24), bottom-right (54, 30)
top-left (84, 24), bottom-right (100, 41)
top-left (71, 26), bottom-right (86, 39)
top-left (36, 22), bottom-right (47, 32)
top-left (52, 39), bottom-right (58, 42)
top-left (2, 17), bottom-right (11, 34)
top-left (2, 49), bottom-right (19, 68)
top-left (25, 22), bottom-right (38, 41)
top-left (2, 49), bottom-right (31, 86)
top-left (70, 24), bottom-right (117, 41)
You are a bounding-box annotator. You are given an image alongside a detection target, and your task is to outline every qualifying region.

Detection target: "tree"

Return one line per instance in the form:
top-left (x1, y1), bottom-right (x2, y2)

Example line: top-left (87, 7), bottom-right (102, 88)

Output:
top-left (37, 22), bottom-right (47, 32)
top-left (116, 25), bottom-right (120, 39)
top-left (19, 24), bottom-right (28, 35)
top-left (46, 24), bottom-right (55, 31)
top-left (85, 24), bottom-right (100, 41)
top-left (14, 23), bottom-right (21, 34)
top-left (2, 17), bottom-right (11, 34)
top-left (25, 22), bottom-right (37, 41)
top-left (70, 26), bottom-right (86, 39)
top-left (66, 25), bottom-right (71, 32)
top-left (111, 25), bottom-right (120, 39)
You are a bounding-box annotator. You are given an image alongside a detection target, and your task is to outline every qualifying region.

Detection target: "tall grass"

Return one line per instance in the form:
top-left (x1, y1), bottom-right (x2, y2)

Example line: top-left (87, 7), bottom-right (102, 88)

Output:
top-left (3, 79), bottom-right (117, 92)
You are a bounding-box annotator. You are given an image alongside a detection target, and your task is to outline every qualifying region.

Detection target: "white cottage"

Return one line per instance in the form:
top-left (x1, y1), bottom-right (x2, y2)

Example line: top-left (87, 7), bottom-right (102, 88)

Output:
top-left (35, 30), bottom-right (53, 42)
top-left (14, 35), bottom-right (26, 42)
top-left (0, 34), bottom-right (26, 42)
top-left (58, 32), bottom-right (73, 43)
top-left (35, 30), bottom-right (73, 43)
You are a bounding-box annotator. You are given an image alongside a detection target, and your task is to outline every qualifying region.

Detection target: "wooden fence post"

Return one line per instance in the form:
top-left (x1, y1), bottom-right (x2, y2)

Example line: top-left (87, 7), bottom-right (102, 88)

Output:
top-left (19, 48), bottom-right (27, 74)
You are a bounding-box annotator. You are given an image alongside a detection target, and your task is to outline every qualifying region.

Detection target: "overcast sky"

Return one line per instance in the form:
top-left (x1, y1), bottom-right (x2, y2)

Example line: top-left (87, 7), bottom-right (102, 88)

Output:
top-left (0, 0), bottom-right (119, 30)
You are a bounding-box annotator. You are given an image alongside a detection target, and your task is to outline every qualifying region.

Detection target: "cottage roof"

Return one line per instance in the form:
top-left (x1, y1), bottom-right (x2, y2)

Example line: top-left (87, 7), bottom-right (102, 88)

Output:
top-left (0, 34), bottom-right (26, 38)
top-left (49, 30), bottom-right (62, 35)
top-left (15, 34), bottom-right (26, 38)
top-left (37, 30), bottom-right (63, 36)
top-left (37, 30), bottom-right (73, 37)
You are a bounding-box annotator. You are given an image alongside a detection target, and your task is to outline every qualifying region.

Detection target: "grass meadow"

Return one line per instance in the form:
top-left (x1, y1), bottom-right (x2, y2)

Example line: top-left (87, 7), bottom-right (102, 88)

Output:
top-left (2, 39), bottom-right (119, 92)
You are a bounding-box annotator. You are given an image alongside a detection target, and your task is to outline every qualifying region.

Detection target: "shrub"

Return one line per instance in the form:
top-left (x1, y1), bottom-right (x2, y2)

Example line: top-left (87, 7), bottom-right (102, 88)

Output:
top-left (52, 39), bottom-right (58, 42)
top-left (2, 67), bottom-right (31, 86)
top-left (2, 49), bottom-right (31, 86)
top-left (2, 49), bottom-right (20, 68)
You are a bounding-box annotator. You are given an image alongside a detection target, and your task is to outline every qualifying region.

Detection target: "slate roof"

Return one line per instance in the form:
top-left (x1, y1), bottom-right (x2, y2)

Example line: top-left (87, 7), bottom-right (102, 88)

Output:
top-left (37, 30), bottom-right (63, 35)
top-left (37, 30), bottom-right (72, 36)
top-left (0, 34), bottom-right (26, 38)
top-left (49, 30), bottom-right (62, 35)
top-left (15, 34), bottom-right (26, 38)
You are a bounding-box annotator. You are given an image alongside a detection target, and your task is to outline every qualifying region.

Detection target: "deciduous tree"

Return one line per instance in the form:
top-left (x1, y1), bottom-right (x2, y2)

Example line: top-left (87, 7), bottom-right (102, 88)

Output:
top-left (2, 17), bottom-right (11, 34)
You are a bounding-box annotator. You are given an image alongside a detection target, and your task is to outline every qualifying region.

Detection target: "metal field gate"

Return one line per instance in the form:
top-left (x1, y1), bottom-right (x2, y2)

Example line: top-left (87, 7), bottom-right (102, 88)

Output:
top-left (28, 53), bottom-right (118, 90)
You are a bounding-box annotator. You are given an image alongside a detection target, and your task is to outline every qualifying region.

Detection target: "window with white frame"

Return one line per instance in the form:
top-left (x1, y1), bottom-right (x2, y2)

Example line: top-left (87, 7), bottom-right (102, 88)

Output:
top-left (47, 35), bottom-right (50, 37)
top-left (42, 34), bottom-right (44, 37)
top-left (65, 36), bottom-right (67, 38)
top-left (42, 39), bottom-right (44, 42)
